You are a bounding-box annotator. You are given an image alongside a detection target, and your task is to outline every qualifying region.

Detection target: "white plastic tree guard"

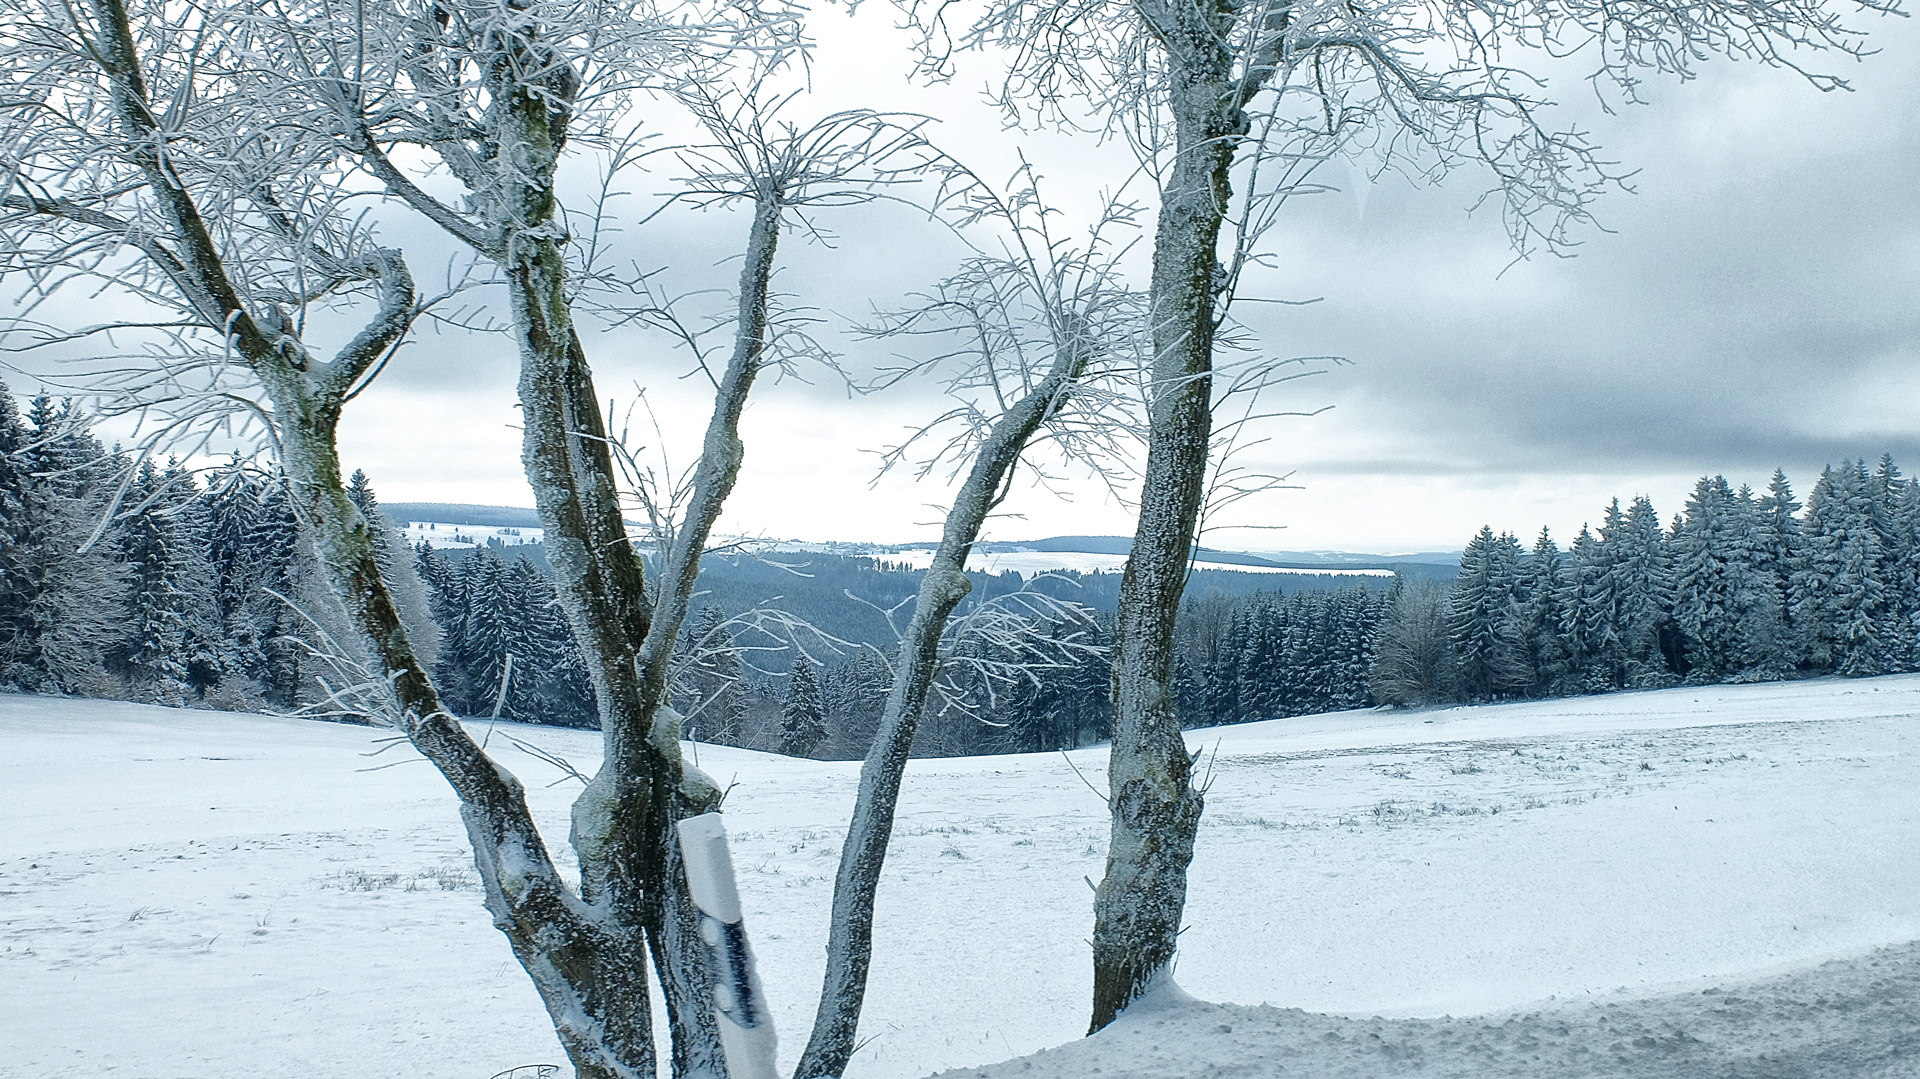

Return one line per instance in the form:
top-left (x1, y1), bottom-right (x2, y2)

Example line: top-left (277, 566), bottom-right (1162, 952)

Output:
top-left (677, 812), bottom-right (780, 1079)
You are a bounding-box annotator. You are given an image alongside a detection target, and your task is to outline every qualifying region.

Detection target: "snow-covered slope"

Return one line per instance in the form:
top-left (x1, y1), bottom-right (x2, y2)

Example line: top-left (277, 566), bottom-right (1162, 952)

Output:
top-left (4, 677), bottom-right (1919, 1078)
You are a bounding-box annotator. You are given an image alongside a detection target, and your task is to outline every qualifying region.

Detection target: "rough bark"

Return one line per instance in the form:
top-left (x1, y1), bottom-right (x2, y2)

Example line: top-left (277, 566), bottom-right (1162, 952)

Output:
top-left (1089, 0), bottom-right (1258, 1033)
top-left (498, 131), bottom-right (786, 1079)
top-left (632, 193), bottom-right (784, 1079)
top-left (348, 20), bottom-right (806, 1071)
top-left (70, 5), bottom-right (670, 1075)
top-left (797, 339), bottom-right (1089, 1079)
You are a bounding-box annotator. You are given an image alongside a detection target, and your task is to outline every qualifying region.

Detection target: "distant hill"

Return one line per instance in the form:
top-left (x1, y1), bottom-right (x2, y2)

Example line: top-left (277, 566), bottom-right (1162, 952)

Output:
top-left (885, 534), bottom-right (1459, 571)
top-left (384, 506), bottom-right (1460, 577)
top-left (384, 503), bottom-right (547, 529)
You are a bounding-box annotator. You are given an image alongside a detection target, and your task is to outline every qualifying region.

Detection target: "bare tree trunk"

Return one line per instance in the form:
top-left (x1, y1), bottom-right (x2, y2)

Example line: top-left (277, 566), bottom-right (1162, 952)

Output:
top-left (52, 5), bottom-right (722, 1074)
top-left (66, 7), bottom-right (677, 1074)
top-left (633, 194), bottom-right (783, 1079)
top-left (1089, 0), bottom-right (1251, 1032)
top-left (798, 344), bottom-right (1086, 1079)
top-left (516, 187), bottom-right (782, 1079)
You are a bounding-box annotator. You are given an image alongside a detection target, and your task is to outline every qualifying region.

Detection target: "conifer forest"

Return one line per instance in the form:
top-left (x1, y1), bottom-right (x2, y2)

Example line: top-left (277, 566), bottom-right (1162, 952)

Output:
top-left (10, 381), bottom-right (1917, 758)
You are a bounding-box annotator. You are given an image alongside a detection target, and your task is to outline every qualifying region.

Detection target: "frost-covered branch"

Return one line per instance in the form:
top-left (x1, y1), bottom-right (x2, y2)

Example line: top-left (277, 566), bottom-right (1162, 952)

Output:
top-left (796, 167), bottom-right (1144, 1079)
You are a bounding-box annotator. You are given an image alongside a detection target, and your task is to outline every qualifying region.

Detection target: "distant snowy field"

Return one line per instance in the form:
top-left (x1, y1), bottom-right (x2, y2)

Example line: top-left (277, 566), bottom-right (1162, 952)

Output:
top-left (876, 547), bottom-right (1393, 577)
top-left (4, 678), bottom-right (1919, 1078)
top-left (402, 521), bottom-right (546, 549)
top-left (394, 523), bottom-right (1398, 578)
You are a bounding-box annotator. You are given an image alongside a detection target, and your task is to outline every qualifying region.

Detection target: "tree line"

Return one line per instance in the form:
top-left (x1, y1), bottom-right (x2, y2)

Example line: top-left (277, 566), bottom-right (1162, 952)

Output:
top-left (1372, 457), bottom-right (1920, 707)
top-left (2, 385), bottom-right (1390, 752)
top-left (0, 387), bottom-right (436, 709)
top-left (17, 386), bottom-right (1911, 751)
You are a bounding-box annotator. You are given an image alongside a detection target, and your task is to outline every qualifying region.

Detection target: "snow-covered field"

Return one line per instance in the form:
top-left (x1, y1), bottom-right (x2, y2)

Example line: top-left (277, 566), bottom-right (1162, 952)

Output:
top-left (875, 547), bottom-right (1393, 577)
top-left (4, 677), bottom-right (1919, 1078)
top-left (401, 521), bottom-right (546, 549)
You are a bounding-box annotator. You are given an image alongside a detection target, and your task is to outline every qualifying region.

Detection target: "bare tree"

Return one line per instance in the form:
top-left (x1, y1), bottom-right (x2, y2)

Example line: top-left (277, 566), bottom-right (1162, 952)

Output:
top-left (1369, 578), bottom-right (1457, 707)
top-left (0, 2), bottom-right (916, 1075)
top-left (894, 0), bottom-right (1895, 1031)
top-left (305, 7), bottom-right (940, 1064)
top-left (796, 164), bottom-right (1142, 1079)
top-left (0, 2), bottom-right (705, 1074)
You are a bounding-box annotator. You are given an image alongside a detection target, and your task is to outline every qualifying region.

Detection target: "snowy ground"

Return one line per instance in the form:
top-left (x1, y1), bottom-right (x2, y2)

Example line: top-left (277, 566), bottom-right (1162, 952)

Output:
top-left (401, 521), bottom-right (546, 549)
top-left (873, 547), bottom-right (1392, 577)
top-left (3, 676), bottom-right (1918, 1078)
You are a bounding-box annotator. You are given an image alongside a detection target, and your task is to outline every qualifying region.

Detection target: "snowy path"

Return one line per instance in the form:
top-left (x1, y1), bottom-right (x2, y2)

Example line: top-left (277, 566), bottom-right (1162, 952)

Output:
top-left (2, 676), bottom-right (1917, 1078)
top-left (936, 942), bottom-right (1920, 1078)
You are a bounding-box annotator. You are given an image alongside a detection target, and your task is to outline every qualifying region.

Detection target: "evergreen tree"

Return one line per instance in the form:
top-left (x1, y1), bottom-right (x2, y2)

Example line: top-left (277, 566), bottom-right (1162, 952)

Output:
top-left (1753, 469), bottom-right (1808, 670)
top-left (155, 461), bottom-right (225, 695)
top-left (1447, 526), bottom-right (1529, 699)
top-left (347, 469), bottom-right (381, 520)
top-left (0, 385), bottom-right (37, 679)
top-left (779, 653), bottom-right (829, 758)
top-left (500, 556), bottom-right (595, 726)
top-left (680, 606), bottom-right (750, 746)
top-left (1725, 483), bottom-right (1790, 679)
top-left (1202, 607), bottom-right (1247, 724)
top-left (1561, 524), bottom-right (1615, 692)
top-left (1671, 476), bottom-right (1754, 681)
top-left (1794, 462), bottom-right (1891, 676)
top-left (1892, 478), bottom-right (1920, 671)
top-left (455, 548), bottom-right (514, 714)
top-left (1518, 528), bottom-right (1575, 695)
top-left (0, 394), bottom-right (127, 692)
top-left (252, 479), bottom-right (307, 707)
top-left (1870, 455), bottom-right (1918, 669)
top-left (112, 461), bottom-right (194, 703)
top-left (1612, 495), bottom-right (1674, 679)
top-left (824, 648), bottom-right (893, 757)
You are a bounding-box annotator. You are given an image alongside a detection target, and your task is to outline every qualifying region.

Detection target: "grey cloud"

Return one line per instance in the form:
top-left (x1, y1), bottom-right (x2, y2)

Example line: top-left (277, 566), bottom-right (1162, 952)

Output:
top-left (1233, 20), bottom-right (1920, 494)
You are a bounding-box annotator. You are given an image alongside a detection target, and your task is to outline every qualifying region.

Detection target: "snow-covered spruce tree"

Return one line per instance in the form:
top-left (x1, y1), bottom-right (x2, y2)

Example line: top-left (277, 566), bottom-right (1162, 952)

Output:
top-left (1562, 523), bottom-right (1615, 692)
top-left (1868, 455), bottom-right (1918, 668)
top-left (1893, 471), bottom-right (1920, 669)
top-left (501, 557), bottom-right (599, 728)
top-left (896, 0), bottom-right (1890, 1028)
top-left (1794, 461), bottom-right (1892, 676)
top-left (155, 461), bottom-right (227, 697)
top-left (822, 649), bottom-right (892, 758)
top-left (0, 386), bottom-right (41, 683)
top-left (680, 606), bottom-right (752, 748)
top-left (1752, 469), bottom-right (1810, 668)
top-left (1595, 497), bottom-right (1682, 687)
top-left (203, 464), bottom-right (271, 698)
top-left (1627, 496), bottom-right (1684, 683)
top-left (1517, 529), bottom-right (1576, 696)
top-left (1233, 600), bottom-right (1283, 719)
top-left (111, 463), bottom-right (198, 705)
top-left (1671, 476), bottom-right (1787, 682)
top-left (1448, 527), bottom-right (1530, 700)
top-left (1671, 477), bottom-right (1744, 681)
top-left (778, 653), bottom-right (828, 758)
top-left (1724, 483), bottom-right (1794, 680)
top-left (0, 392), bottom-right (128, 693)
top-left (246, 480), bottom-right (311, 708)
top-left (457, 549), bottom-right (516, 714)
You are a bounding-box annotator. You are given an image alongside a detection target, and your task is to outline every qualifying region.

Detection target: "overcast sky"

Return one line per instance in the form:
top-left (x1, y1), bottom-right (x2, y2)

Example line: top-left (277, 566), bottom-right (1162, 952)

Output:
top-left (18, 5), bottom-right (1916, 555)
